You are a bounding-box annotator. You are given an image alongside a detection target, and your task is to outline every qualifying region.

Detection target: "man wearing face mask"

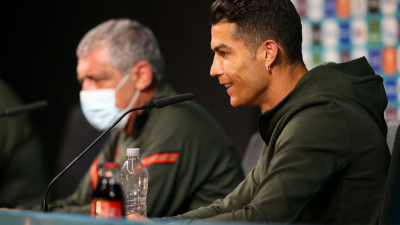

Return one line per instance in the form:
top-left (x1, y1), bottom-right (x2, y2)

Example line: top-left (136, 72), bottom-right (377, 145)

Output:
top-left (19, 19), bottom-right (244, 217)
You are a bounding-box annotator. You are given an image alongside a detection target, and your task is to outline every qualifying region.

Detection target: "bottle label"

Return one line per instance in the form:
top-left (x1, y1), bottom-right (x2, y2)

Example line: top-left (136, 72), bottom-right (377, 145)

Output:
top-left (91, 199), bottom-right (123, 219)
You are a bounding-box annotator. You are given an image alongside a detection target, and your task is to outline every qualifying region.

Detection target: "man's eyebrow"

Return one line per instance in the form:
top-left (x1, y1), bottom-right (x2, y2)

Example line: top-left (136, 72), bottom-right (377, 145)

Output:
top-left (76, 73), bottom-right (102, 83)
top-left (212, 44), bottom-right (232, 52)
top-left (77, 72), bottom-right (110, 82)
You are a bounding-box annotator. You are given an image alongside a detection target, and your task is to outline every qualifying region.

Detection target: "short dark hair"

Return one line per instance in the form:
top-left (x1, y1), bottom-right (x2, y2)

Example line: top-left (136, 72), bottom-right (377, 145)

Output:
top-left (210, 0), bottom-right (303, 65)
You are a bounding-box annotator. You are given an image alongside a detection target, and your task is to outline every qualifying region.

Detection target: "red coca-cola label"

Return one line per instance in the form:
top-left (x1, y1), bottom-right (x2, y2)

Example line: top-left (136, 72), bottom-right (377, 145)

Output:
top-left (91, 199), bottom-right (123, 219)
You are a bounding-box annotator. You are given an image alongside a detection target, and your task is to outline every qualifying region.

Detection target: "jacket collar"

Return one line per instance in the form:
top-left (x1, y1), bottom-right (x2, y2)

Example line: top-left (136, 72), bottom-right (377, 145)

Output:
top-left (128, 81), bottom-right (178, 137)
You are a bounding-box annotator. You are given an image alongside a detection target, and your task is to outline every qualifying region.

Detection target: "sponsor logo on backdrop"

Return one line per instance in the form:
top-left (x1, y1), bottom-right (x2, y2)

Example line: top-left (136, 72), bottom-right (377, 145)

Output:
top-left (351, 0), bottom-right (368, 16)
top-left (351, 18), bottom-right (368, 45)
top-left (369, 49), bottom-right (381, 72)
top-left (313, 47), bottom-right (322, 66)
top-left (341, 49), bottom-right (350, 62)
top-left (321, 18), bottom-right (340, 46)
top-left (298, 0), bottom-right (307, 17)
top-left (307, 0), bottom-right (324, 22)
top-left (382, 47), bottom-right (397, 75)
top-left (386, 107), bottom-right (398, 121)
top-left (380, 0), bottom-right (397, 15)
top-left (325, 0), bottom-right (336, 17)
top-left (313, 24), bottom-right (321, 45)
top-left (340, 21), bottom-right (350, 44)
top-left (381, 17), bottom-right (398, 46)
top-left (368, 0), bottom-right (379, 13)
top-left (368, 18), bottom-right (380, 44)
top-left (336, 0), bottom-right (350, 19)
top-left (398, 0), bottom-right (400, 12)
top-left (385, 78), bottom-right (397, 102)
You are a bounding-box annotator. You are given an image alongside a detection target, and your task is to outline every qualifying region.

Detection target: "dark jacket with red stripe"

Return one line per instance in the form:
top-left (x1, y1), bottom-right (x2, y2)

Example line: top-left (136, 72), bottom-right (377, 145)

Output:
top-left (41, 82), bottom-right (244, 217)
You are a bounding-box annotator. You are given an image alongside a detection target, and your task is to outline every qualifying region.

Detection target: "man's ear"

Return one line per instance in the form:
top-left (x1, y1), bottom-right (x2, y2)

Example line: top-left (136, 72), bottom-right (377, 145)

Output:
top-left (259, 39), bottom-right (279, 69)
top-left (130, 61), bottom-right (153, 91)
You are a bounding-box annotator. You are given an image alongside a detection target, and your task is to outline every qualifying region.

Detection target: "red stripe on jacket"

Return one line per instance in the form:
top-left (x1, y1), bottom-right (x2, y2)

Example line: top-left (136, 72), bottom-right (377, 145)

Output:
top-left (89, 157), bottom-right (99, 190)
top-left (141, 152), bottom-right (179, 166)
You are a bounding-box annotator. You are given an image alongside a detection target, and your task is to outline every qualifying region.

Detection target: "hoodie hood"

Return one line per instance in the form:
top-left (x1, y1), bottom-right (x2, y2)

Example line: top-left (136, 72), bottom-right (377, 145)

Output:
top-left (259, 57), bottom-right (388, 145)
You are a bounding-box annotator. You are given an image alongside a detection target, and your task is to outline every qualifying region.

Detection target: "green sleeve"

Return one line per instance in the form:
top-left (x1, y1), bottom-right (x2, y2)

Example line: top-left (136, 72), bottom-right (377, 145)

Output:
top-left (172, 166), bottom-right (260, 220)
top-left (173, 99), bottom-right (351, 222)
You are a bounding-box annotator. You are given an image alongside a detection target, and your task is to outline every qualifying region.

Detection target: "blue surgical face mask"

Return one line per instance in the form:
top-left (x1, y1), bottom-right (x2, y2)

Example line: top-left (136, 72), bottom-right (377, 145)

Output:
top-left (80, 75), bottom-right (141, 131)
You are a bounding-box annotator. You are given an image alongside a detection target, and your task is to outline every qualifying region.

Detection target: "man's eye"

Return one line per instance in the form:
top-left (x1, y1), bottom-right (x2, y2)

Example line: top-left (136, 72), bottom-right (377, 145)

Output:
top-left (92, 77), bottom-right (106, 82)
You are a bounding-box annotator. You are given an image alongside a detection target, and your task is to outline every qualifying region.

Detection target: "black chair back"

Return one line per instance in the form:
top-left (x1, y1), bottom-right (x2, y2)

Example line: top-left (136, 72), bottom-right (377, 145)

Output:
top-left (380, 120), bottom-right (400, 224)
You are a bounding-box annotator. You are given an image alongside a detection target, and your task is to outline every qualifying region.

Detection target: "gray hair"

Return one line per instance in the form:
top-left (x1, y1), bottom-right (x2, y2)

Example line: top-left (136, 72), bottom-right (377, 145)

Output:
top-left (76, 19), bottom-right (165, 85)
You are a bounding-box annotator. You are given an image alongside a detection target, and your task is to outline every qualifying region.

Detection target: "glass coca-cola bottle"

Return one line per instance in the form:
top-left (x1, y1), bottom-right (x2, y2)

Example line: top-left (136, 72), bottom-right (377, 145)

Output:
top-left (90, 162), bottom-right (125, 219)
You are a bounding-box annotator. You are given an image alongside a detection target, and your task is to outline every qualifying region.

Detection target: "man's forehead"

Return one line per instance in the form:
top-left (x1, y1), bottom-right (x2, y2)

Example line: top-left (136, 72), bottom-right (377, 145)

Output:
top-left (77, 47), bottom-right (109, 74)
top-left (76, 58), bottom-right (90, 75)
top-left (211, 23), bottom-right (242, 49)
top-left (212, 22), bottom-right (237, 33)
top-left (212, 23), bottom-right (235, 40)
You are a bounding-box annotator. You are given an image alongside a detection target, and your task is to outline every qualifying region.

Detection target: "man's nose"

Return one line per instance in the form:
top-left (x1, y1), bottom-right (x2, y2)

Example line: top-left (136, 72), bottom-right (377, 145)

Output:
top-left (210, 55), bottom-right (223, 77)
top-left (81, 79), bottom-right (95, 91)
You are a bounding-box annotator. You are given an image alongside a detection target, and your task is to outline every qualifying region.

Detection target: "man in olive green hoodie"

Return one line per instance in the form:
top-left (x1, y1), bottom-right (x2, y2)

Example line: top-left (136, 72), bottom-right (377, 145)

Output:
top-left (130, 0), bottom-right (390, 224)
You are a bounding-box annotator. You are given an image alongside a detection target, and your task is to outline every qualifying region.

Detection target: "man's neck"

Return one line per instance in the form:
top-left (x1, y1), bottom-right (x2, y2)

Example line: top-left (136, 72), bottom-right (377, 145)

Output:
top-left (124, 86), bottom-right (157, 135)
top-left (260, 63), bottom-right (308, 113)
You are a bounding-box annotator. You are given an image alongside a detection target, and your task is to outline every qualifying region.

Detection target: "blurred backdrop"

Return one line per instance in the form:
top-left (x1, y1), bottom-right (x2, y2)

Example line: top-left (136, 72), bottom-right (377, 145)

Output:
top-left (1, 0), bottom-right (399, 197)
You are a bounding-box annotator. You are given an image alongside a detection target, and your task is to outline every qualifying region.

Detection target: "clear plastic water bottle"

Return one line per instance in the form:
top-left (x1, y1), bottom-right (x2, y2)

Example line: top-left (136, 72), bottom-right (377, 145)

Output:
top-left (120, 148), bottom-right (148, 217)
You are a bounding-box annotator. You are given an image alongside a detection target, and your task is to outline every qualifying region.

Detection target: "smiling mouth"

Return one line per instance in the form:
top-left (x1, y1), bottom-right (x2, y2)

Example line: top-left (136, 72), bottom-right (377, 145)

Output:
top-left (225, 84), bottom-right (232, 89)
